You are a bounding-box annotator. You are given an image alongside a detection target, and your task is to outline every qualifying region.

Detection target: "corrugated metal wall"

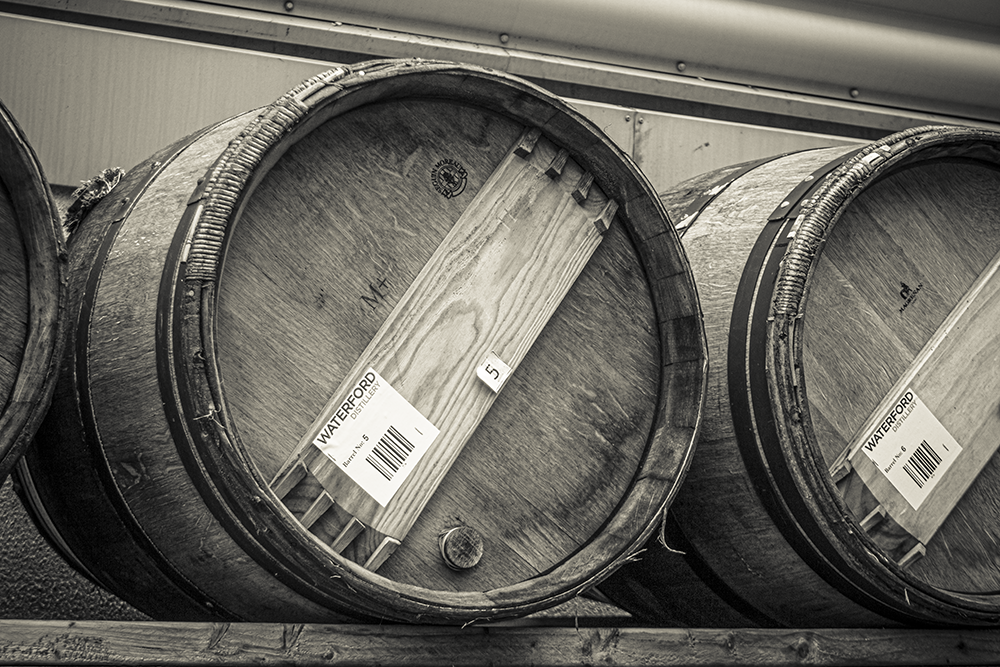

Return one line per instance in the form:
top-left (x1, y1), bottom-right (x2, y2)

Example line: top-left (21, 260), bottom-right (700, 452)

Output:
top-left (4, 1), bottom-right (998, 191)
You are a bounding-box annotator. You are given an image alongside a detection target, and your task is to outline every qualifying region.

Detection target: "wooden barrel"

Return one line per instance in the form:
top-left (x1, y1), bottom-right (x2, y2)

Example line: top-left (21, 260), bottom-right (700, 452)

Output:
top-left (2, 184), bottom-right (142, 622)
top-left (18, 59), bottom-right (706, 623)
top-left (599, 126), bottom-right (1000, 627)
top-left (0, 100), bottom-right (65, 483)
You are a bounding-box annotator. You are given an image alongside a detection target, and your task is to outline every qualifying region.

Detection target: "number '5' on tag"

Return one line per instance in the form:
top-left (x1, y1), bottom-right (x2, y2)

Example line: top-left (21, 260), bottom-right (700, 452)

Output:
top-left (476, 351), bottom-right (512, 393)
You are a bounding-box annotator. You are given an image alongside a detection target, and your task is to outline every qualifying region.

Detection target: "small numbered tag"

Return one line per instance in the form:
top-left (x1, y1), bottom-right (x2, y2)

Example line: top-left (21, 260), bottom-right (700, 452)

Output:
top-left (476, 351), bottom-right (512, 393)
top-left (312, 368), bottom-right (439, 507)
top-left (857, 389), bottom-right (962, 510)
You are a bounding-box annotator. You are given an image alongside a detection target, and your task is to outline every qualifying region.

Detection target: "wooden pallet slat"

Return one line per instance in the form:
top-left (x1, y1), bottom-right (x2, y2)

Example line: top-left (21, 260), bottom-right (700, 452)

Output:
top-left (3, 621), bottom-right (1000, 666)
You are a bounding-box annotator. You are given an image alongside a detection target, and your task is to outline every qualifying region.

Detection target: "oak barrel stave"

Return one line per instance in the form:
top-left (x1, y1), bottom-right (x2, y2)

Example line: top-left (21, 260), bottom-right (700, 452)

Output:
top-left (22, 60), bottom-right (705, 623)
top-left (0, 99), bottom-right (65, 483)
top-left (601, 127), bottom-right (1000, 627)
top-left (21, 113), bottom-right (360, 622)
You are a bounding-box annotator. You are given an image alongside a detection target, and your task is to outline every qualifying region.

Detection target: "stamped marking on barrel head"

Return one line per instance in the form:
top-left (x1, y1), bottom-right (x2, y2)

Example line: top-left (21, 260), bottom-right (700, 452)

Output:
top-left (431, 158), bottom-right (468, 199)
top-left (898, 280), bottom-right (923, 314)
top-left (359, 276), bottom-right (391, 312)
top-left (833, 242), bottom-right (1000, 548)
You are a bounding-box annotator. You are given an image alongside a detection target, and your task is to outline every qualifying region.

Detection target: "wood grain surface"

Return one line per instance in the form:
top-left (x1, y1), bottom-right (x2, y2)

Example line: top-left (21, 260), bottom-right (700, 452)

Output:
top-left (0, 180), bottom-right (28, 409)
top-left (20, 61), bottom-right (703, 623)
top-left (26, 110), bottom-right (356, 622)
top-left (805, 159), bottom-right (1000, 592)
top-left (215, 95), bottom-right (664, 593)
top-left (0, 99), bottom-right (65, 482)
top-left (602, 131), bottom-right (1000, 628)
top-left (658, 146), bottom-right (887, 627)
top-left (4, 620), bottom-right (1000, 666)
top-left (835, 247), bottom-right (1000, 544)
top-left (270, 127), bottom-right (609, 563)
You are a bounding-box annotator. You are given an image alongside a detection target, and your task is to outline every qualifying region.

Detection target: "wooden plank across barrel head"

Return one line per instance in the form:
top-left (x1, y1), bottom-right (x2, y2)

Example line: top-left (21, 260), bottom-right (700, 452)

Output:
top-left (830, 245), bottom-right (1000, 555)
top-left (20, 59), bottom-right (705, 624)
top-left (599, 126), bottom-right (1000, 629)
top-left (271, 128), bottom-right (613, 571)
top-left (0, 99), bottom-right (65, 482)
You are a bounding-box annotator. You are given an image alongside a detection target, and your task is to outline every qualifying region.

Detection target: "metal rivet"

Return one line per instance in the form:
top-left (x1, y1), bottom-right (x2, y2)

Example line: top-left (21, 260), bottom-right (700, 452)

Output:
top-left (849, 88), bottom-right (860, 98)
top-left (499, 33), bottom-right (510, 44)
top-left (676, 61), bottom-right (687, 72)
top-left (638, 117), bottom-right (644, 124)
top-left (284, 0), bottom-right (293, 11)
top-left (625, 115), bottom-right (631, 122)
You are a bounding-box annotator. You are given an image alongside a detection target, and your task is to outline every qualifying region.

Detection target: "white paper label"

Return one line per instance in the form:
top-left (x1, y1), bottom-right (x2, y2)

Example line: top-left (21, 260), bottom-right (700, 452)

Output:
top-left (476, 351), bottom-right (511, 393)
top-left (312, 368), bottom-right (439, 507)
top-left (857, 389), bottom-right (962, 510)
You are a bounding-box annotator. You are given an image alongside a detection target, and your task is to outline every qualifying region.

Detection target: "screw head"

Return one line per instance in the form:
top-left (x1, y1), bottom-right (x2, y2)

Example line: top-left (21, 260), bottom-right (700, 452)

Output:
top-left (676, 61), bottom-right (687, 72)
top-left (284, 1), bottom-right (294, 11)
top-left (499, 33), bottom-right (510, 44)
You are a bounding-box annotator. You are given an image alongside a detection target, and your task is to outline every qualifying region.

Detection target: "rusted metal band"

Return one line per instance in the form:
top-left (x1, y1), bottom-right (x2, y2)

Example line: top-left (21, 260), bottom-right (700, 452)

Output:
top-left (183, 59), bottom-right (454, 282)
top-left (760, 124), bottom-right (1000, 624)
top-left (69, 126), bottom-right (238, 618)
top-left (769, 125), bottom-right (954, 317)
top-left (182, 65), bottom-right (361, 280)
top-left (728, 167), bottom-right (913, 624)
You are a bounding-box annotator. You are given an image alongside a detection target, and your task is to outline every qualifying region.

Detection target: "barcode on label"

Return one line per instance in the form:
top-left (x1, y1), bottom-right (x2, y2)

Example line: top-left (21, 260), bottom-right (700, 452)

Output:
top-left (365, 425), bottom-right (415, 481)
top-left (903, 439), bottom-right (943, 489)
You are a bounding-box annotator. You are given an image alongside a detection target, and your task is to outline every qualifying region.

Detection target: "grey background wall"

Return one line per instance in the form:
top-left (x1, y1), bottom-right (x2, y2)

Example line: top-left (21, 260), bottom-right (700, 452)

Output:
top-left (5, 1), bottom-right (999, 193)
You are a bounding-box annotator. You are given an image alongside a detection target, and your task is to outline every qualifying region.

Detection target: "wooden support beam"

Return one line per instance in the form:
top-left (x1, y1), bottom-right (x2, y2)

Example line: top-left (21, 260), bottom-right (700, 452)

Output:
top-left (4, 621), bottom-right (1000, 666)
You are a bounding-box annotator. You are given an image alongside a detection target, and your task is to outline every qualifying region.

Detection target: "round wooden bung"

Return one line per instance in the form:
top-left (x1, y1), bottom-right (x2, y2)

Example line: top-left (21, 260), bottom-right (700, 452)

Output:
top-left (438, 526), bottom-right (484, 570)
top-left (21, 59), bottom-right (706, 624)
top-left (600, 125), bottom-right (1000, 628)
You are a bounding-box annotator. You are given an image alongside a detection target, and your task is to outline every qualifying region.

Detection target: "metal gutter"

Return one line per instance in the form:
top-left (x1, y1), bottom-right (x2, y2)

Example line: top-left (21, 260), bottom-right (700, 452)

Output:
top-left (2, 0), bottom-right (999, 131)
